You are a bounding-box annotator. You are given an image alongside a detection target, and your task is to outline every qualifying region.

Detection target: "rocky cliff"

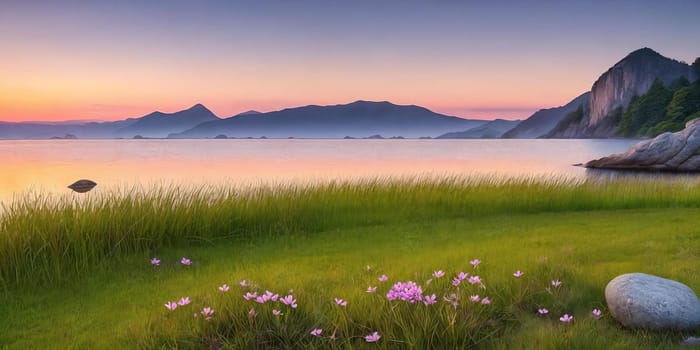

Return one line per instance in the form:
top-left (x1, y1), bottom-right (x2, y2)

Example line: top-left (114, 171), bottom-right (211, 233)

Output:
top-left (548, 48), bottom-right (697, 138)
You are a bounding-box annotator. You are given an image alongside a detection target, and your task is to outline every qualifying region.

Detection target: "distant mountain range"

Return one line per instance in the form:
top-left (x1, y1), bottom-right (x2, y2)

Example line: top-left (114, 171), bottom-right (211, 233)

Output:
top-left (1, 48), bottom-right (697, 140)
top-left (0, 101), bottom-right (489, 139)
top-left (170, 100), bottom-right (486, 139)
top-left (0, 104), bottom-right (220, 139)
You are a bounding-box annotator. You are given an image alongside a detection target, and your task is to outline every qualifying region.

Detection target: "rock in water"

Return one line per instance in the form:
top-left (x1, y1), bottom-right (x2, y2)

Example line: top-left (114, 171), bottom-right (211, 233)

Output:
top-left (67, 179), bottom-right (97, 193)
top-left (605, 273), bottom-right (700, 330)
top-left (586, 118), bottom-right (700, 171)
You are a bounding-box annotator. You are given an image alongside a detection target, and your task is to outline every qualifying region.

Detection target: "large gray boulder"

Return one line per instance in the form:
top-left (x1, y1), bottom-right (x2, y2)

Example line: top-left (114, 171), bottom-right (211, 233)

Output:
top-left (605, 273), bottom-right (700, 330)
top-left (586, 118), bottom-right (700, 171)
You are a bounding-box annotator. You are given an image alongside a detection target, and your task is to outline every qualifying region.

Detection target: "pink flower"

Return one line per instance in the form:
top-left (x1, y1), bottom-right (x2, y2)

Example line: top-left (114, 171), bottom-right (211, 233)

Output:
top-left (243, 292), bottom-right (258, 300)
top-left (560, 314), bottom-right (574, 323)
top-left (513, 270), bottom-right (524, 278)
top-left (452, 277), bottom-right (461, 286)
top-left (260, 291), bottom-right (278, 302)
top-left (423, 294), bottom-right (437, 305)
top-left (366, 286), bottom-right (377, 293)
top-left (180, 257), bottom-right (192, 266)
top-left (458, 272), bottom-right (469, 280)
top-left (310, 328), bottom-right (323, 336)
top-left (248, 308), bottom-right (256, 317)
top-left (201, 307), bottom-right (214, 321)
top-left (272, 309), bottom-right (283, 316)
top-left (592, 308), bottom-right (602, 318)
top-left (470, 295), bottom-right (481, 303)
top-left (551, 280), bottom-right (562, 288)
top-left (201, 307), bottom-right (215, 317)
top-left (150, 258), bottom-right (160, 266)
top-left (165, 301), bottom-right (178, 311)
top-left (468, 276), bottom-right (482, 285)
top-left (378, 274), bottom-right (388, 282)
top-left (538, 308), bottom-right (549, 315)
top-left (433, 270), bottom-right (445, 278)
top-left (470, 259), bottom-right (481, 267)
top-left (177, 297), bottom-right (191, 306)
top-left (481, 297), bottom-right (491, 305)
top-left (239, 279), bottom-right (248, 287)
top-left (280, 294), bottom-right (297, 308)
top-left (364, 331), bottom-right (381, 343)
top-left (334, 298), bottom-right (347, 307)
top-left (218, 284), bottom-right (230, 292)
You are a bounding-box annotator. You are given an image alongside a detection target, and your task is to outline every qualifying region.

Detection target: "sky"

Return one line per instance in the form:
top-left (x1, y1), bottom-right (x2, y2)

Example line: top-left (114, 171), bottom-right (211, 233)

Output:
top-left (1, 0), bottom-right (699, 122)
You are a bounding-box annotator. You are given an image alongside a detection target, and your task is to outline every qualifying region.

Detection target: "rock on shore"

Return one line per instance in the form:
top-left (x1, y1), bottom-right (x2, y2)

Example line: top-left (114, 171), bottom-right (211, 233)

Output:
top-left (586, 118), bottom-right (700, 171)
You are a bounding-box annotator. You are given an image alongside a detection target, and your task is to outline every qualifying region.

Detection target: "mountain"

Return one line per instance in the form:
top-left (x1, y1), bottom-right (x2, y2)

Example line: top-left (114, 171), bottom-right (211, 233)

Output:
top-left (0, 119), bottom-right (136, 139)
top-left (437, 119), bottom-right (521, 139)
top-left (0, 104), bottom-right (218, 139)
top-left (113, 104), bottom-right (219, 138)
top-left (169, 100), bottom-right (487, 139)
top-left (234, 110), bottom-right (262, 116)
top-left (501, 92), bottom-right (589, 138)
top-left (547, 48), bottom-right (697, 138)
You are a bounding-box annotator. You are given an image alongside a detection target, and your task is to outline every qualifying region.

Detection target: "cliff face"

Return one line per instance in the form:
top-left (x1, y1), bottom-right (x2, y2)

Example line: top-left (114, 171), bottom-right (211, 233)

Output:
top-left (548, 48), bottom-right (697, 138)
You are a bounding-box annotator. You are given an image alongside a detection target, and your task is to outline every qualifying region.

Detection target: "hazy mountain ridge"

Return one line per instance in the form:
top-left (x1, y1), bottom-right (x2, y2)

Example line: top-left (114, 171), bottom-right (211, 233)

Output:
top-left (437, 119), bottom-right (521, 139)
top-left (169, 100), bottom-right (488, 139)
top-left (113, 104), bottom-right (220, 138)
top-left (502, 92), bottom-right (590, 139)
top-left (0, 105), bottom-right (217, 139)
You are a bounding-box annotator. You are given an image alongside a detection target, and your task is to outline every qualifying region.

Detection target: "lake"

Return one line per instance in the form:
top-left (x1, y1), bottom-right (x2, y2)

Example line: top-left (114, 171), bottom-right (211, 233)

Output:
top-left (0, 138), bottom-right (673, 202)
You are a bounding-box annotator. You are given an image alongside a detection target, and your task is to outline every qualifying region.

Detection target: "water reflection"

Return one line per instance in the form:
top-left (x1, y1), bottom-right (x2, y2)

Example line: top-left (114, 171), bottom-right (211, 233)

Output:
top-left (0, 139), bottom-right (644, 202)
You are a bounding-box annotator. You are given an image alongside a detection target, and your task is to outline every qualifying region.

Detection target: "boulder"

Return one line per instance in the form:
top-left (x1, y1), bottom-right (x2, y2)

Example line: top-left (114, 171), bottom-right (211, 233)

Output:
top-left (605, 273), bottom-right (700, 330)
top-left (586, 118), bottom-right (700, 171)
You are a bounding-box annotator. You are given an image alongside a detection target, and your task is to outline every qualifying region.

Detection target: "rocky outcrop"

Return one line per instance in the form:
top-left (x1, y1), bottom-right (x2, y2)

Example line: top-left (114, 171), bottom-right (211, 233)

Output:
top-left (502, 92), bottom-right (589, 139)
top-left (586, 118), bottom-right (700, 171)
top-left (548, 48), bottom-right (697, 138)
top-left (605, 273), bottom-right (700, 330)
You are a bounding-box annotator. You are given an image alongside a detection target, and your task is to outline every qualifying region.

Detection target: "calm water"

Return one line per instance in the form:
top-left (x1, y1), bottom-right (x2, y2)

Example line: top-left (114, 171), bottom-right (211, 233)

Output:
top-left (0, 138), bottom-right (666, 202)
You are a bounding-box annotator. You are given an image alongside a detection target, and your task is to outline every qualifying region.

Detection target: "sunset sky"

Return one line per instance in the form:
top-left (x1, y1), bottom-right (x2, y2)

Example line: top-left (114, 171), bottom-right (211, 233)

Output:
top-left (1, 0), bottom-right (699, 122)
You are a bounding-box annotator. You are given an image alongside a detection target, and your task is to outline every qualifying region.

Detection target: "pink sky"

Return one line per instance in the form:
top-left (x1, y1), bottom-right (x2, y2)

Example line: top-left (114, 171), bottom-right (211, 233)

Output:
top-left (1, 1), bottom-right (698, 122)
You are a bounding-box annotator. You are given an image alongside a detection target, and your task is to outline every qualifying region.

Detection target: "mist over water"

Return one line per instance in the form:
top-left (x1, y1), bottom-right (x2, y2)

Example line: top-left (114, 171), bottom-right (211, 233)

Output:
top-left (0, 138), bottom-right (669, 202)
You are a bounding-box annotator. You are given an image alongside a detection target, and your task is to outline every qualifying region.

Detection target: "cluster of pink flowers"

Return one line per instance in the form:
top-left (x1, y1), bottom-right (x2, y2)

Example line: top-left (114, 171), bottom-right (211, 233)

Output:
top-left (156, 258), bottom-right (608, 345)
top-left (386, 281), bottom-right (423, 303)
top-left (255, 291), bottom-right (281, 304)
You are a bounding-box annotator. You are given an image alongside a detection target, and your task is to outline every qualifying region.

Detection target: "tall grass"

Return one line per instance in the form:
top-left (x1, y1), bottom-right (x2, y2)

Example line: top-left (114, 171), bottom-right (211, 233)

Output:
top-left (2, 175), bottom-right (700, 289)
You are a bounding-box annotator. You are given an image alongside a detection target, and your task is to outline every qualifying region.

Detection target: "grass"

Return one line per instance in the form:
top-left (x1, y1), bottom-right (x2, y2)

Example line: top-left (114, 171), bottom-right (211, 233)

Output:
top-left (0, 177), bottom-right (699, 348)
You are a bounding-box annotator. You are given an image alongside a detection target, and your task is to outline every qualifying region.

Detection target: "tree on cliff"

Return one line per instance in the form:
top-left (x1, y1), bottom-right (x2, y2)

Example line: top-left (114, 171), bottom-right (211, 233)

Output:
top-left (618, 79), bottom-right (673, 136)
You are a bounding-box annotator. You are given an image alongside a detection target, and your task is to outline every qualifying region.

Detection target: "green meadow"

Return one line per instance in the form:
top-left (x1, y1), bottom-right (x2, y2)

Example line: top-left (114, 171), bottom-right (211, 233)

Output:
top-left (1, 177), bottom-right (699, 349)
